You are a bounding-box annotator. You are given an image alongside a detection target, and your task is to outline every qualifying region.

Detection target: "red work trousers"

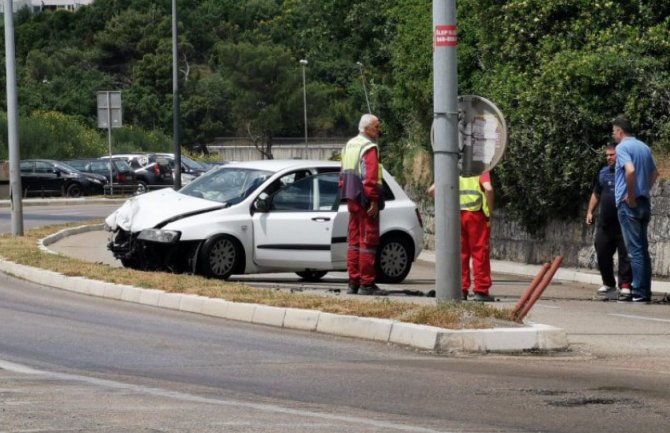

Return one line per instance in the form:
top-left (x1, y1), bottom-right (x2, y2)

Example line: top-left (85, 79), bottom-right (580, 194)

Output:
top-left (347, 200), bottom-right (380, 286)
top-left (461, 210), bottom-right (492, 296)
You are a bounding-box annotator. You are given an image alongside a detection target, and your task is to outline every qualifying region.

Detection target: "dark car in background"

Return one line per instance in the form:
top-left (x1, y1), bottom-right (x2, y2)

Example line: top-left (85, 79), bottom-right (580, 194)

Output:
top-left (19, 159), bottom-right (106, 197)
top-left (153, 153), bottom-right (210, 177)
top-left (64, 158), bottom-right (138, 194)
top-left (101, 153), bottom-right (199, 193)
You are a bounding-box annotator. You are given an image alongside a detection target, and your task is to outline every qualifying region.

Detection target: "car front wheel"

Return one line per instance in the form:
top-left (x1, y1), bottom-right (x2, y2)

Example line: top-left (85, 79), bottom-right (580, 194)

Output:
top-left (376, 235), bottom-right (412, 284)
top-left (198, 235), bottom-right (241, 279)
top-left (66, 183), bottom-right (83, 198)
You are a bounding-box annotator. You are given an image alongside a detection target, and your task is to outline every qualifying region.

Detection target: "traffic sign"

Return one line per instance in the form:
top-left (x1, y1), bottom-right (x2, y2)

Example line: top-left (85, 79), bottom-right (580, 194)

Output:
top-left (458, 95), bottom-right (507, 177)
top-left (97, 91), bottom-right (122, 128)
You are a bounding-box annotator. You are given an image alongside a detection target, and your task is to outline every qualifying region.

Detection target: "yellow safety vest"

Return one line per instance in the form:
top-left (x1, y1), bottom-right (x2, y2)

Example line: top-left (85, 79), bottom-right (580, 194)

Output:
top-left (340, 135), bottom-right (383, 202)
top-left (459, 176), bottom-right (489, 218)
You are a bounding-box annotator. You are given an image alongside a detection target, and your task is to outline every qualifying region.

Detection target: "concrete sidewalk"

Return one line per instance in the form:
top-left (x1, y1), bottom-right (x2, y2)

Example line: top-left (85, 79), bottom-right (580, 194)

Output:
top-left (419, 250), bottom-right (670, 296)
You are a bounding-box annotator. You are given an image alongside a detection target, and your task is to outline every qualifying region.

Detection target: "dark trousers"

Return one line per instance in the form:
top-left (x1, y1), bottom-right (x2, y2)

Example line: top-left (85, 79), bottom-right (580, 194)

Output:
top-left (595, 224), bottom-right (632, 288)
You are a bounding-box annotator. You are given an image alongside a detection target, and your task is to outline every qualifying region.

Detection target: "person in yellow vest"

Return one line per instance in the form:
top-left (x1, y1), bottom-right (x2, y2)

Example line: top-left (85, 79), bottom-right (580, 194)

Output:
top-left (428, 173), bottom-right (495, 301)
top-left (339, 114), bottom-right (384, 296)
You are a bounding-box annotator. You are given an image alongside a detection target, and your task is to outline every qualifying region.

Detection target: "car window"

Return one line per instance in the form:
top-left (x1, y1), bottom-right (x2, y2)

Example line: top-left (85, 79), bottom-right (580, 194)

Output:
top-left (114, 160), bottom-right (132, 171)
top-left (260, 169), bottom-right (312, 197)
top-left (35, 161), bottom-right (54, 174)
top-left (90, 161), bottom-right (109, 172)
top-left (20, 161), bottom-right (33, 173)
top-left (271, 172), bottom-right (340, 211)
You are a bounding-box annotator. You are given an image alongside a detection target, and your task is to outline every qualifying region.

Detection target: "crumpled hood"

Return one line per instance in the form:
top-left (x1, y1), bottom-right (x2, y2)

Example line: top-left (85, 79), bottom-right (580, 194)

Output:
top-left (105, 188), bottom-right (223, 232)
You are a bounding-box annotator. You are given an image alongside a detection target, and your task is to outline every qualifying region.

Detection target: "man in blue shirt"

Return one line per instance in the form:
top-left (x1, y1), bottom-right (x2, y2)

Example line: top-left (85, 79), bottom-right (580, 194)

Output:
top-left (586, 144), bottom-right (632, 299)
top-left (612, 116), bottom-right (659, 303)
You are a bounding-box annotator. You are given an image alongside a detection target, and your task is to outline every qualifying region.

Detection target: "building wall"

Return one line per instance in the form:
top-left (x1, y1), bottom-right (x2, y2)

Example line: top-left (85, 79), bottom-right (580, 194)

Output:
top-left (0, 0), bottom-right (31, 14)
top-left (0, 1), bottom-right (93, 14)
top-left (207, 144), bottom-right (343, 163)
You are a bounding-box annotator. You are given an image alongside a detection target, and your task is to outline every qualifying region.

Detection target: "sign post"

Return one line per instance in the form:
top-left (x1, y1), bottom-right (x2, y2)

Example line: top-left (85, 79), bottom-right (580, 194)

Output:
top-left (432, 0), bottom-right (461, 300)
top-left (5, 0), bottom-right (23, 236)
top-left (97, 91), bottom-right (122, 195)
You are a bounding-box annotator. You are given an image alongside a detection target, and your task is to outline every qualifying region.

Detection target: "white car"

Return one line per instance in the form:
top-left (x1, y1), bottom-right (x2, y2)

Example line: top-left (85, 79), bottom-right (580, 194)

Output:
top-left (104, 160), bottom-right (424, 283)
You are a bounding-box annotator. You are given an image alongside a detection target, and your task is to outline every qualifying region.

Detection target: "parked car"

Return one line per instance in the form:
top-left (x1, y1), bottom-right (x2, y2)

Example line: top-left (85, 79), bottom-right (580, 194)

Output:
top-left (101, 154), bottom-right (196, 193)
top-left (63, 158), bottom-right (138, 194)
top-left (105, 160), bottom-right (424, 283)
top-left (152, 153), bottom-right (210, 177)
top-left (20, 159), bottom-right (106, 197)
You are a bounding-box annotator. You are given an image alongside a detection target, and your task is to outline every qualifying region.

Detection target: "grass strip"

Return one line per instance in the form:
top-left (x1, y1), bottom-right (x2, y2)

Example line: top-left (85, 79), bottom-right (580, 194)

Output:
top-left (0, 220), bottom-right (516, 329)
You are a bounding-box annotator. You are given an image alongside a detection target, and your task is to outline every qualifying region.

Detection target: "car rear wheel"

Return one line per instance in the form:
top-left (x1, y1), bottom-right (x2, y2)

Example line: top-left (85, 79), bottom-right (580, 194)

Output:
top-left (295, 270), bottom-right (328, 281)
top-left (136, 181), bottom-right (148, 194)
top-left (198, 235), bottom-right (240, 279)
top-left (66, 183), bottom-right (83, 198)
top-left (376, 235), bottom-right (412, 284)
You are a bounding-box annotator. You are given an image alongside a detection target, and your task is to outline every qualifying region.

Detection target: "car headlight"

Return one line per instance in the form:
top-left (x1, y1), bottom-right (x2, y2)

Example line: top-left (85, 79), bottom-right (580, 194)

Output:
top-left (137, 229), bottom-right (181, 243)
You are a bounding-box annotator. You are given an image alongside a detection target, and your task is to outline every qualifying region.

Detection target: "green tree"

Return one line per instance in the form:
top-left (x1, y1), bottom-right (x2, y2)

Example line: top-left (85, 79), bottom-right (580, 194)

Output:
top-left (211, 41), bottom-right (304, 158)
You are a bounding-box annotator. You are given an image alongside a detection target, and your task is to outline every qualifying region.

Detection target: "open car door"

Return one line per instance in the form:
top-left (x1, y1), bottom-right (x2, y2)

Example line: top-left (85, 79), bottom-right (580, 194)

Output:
top-left (252, 172), bottom-right (341, 269)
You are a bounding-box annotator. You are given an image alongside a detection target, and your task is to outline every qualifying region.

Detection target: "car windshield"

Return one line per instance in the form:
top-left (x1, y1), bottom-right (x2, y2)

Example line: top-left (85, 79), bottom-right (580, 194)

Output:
top-left (53, 161), bottom-right (81, 174)
top-left (181, 156), bottom-right (207, 170)
top-left (180, 166), bottom-right (273, 204)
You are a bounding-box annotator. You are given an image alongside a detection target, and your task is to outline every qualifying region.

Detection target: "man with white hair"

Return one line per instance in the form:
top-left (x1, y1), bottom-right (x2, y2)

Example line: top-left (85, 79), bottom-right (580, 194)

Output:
top-left (339, 114), bottom-right (384, 296)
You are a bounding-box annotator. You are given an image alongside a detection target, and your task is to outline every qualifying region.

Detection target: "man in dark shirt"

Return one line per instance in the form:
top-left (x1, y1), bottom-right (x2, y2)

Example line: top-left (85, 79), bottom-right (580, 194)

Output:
top-left (586, 144), bottom-right (632, 299)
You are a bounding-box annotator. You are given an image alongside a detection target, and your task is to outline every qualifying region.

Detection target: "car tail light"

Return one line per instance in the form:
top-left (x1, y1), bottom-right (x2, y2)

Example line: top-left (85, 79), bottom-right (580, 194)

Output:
top-left (153, 164), bottom-right (160, 175)
top-left (117, 173), bottom-right (126, 183)
top-left (415, 208), bottom-right (424, 228)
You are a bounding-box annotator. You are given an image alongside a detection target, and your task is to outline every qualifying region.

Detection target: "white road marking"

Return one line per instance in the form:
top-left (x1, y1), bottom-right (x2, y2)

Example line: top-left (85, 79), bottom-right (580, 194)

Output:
top-left (609, 313), bottom-right (670, 324)
top-left (0, 359), bottom-right (452, 433)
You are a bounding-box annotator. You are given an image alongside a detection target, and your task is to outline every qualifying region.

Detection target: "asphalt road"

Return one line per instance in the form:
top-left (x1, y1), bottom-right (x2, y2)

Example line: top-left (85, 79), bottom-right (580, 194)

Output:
top-left (2, 201), bottom-right (670, 432)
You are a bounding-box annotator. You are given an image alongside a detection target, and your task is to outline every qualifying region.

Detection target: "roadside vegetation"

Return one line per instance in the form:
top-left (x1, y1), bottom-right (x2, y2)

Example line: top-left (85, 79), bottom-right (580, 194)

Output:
top-left (0, 1), bottom-right (668, 233)
top-left (0, 220), bottom-right (516, 329)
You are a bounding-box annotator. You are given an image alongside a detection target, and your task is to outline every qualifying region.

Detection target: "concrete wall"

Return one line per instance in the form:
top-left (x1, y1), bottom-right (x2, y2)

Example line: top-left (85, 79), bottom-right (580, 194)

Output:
top-left (207, 144), bottom-right (344, 163)
top-left (418, 179), bottom-right (670, 277)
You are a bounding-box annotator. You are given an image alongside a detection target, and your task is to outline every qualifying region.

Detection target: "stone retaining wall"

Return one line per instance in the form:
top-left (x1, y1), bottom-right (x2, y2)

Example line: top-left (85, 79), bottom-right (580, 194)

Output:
top-left (417, 179), bottom-right (670, 277)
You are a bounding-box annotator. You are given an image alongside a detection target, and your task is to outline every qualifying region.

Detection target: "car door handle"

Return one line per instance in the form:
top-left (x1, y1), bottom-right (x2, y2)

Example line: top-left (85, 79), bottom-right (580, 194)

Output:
top-left (311, 217), bottom-right (331, 222)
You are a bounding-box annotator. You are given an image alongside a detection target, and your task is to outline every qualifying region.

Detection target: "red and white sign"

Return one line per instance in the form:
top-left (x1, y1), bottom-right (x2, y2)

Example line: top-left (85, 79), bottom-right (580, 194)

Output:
top-left (434, 25), bottom-right (457, 47)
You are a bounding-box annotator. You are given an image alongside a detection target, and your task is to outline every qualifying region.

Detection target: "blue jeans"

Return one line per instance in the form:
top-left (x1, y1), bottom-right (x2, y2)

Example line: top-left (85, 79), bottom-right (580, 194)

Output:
top-left (617, 198), bottom-right (652, 298)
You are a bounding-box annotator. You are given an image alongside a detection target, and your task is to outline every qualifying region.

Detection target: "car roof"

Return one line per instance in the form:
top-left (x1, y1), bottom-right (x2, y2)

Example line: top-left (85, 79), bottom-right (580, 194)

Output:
top-left (225, 159), bottom-right (340, 172)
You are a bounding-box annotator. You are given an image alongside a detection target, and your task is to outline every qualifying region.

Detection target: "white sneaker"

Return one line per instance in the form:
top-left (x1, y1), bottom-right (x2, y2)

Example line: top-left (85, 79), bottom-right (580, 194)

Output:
top-left (597, 285), bottom-right (616, 295)
top-left (619, 287), bottom-right (631, 297)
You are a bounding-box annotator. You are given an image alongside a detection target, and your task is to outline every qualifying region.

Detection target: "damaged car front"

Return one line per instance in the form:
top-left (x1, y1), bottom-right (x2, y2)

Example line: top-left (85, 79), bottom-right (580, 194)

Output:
top-left (104, 165), bottom-right (273, 274)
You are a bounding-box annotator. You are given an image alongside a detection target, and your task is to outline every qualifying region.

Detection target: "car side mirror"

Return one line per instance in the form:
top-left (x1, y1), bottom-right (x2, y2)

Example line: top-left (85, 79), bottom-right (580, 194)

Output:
top-left (253, 192), bottom-right (271, 213)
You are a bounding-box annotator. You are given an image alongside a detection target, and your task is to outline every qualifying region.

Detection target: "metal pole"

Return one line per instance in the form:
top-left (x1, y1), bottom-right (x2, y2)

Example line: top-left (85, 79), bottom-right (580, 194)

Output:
top-left (4, 0), bottom-right (23, 236)
top-left (106, 92), bottom-right (114, 195)
top-left (300, 59), bottom-right (308, 152)
top-left (172, 0), bottom-right (182, 189)
top-left (356, 62), bottom-right (372, 113)
top-left (433, 0), bottom-right (461, 300)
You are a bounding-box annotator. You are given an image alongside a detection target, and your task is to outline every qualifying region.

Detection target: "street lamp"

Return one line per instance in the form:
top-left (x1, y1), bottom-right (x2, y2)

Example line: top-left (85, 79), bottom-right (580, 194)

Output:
top-left (356, 61), bottom-right (372, 113)
top-left (299, 59), bottom-right (308, 151)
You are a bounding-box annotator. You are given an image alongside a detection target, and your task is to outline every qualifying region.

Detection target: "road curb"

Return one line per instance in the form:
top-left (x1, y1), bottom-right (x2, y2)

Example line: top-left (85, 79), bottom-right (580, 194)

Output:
top-left (0, 224), bottom-right (569, 354)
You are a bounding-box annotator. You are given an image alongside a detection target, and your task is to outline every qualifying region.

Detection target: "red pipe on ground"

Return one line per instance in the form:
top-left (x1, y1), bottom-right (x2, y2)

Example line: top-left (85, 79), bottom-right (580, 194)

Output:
top-left (514, 256), bottom-right (563, 322)
top-left (512, 262), bottom-right (550, 319)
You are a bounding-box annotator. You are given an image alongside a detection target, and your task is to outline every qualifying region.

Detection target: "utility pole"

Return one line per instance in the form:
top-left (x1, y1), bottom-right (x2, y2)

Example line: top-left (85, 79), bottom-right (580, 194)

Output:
top-left (4, 0), bottom-right (23, 236)
top-left (300, 59), bottom-right (308, 152)
top-left (356, 61), bottom-right (372, 113)
top-left (172, 0), bottom-right (182, 189)
top-left (432, 0), bottom-right (461, 300)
